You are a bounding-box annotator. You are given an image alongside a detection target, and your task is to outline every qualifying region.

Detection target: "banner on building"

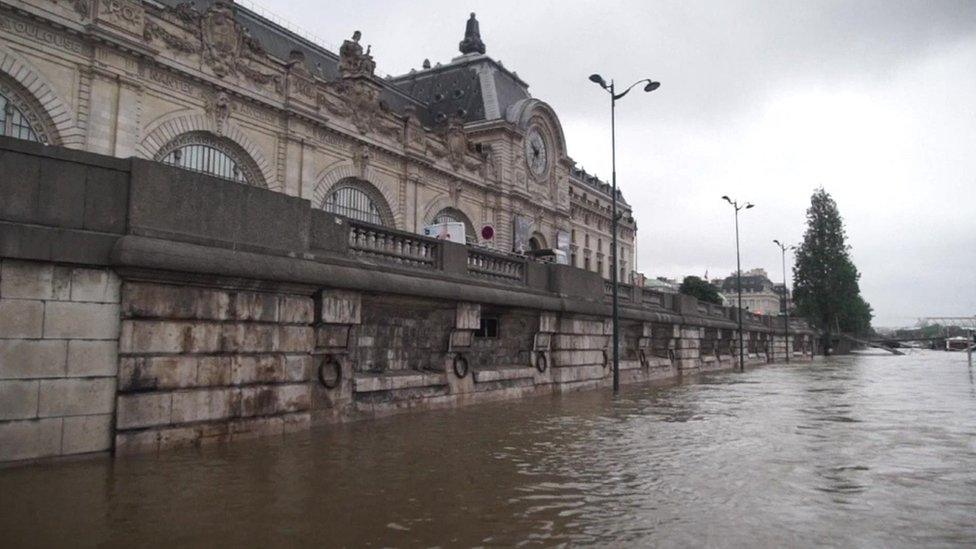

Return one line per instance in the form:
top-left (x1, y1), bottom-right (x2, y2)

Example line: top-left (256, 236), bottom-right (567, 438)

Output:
top-left (556, 230), bottom-right (571, 265)
top-left (513, 215), bottom-right (534, 253)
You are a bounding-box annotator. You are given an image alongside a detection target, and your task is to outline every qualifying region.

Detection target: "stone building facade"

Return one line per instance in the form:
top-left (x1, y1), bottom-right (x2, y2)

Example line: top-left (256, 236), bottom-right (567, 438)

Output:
top-left (0, 0), bottom-right (634, 279)
top-left (718, 268), bottom-right (787, 315)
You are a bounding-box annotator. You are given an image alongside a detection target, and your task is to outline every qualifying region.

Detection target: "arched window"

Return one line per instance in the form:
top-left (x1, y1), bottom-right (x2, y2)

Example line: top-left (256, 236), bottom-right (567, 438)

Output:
top-left (529, 231), bottom-right (548, 251)
top-left (156, 131), bottom-right (265, 187)
top-left (321, 178), bottom-right (393, 227)
top-left (430, 207), bottom-right (476, 244)
top-left (0, 77), bottom-right (50, 143)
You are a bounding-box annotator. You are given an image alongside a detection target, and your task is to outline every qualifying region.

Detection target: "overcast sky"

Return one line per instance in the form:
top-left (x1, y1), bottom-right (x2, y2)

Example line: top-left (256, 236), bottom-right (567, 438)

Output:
top-left (257, 0), bottom-right (976, 327)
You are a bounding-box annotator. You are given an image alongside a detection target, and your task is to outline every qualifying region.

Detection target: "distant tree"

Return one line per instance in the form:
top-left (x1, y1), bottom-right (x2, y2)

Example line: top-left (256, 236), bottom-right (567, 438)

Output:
top-left (793, 188), bottom-right (873, 351)
top-left (679, 275), bottom-right (722, 305)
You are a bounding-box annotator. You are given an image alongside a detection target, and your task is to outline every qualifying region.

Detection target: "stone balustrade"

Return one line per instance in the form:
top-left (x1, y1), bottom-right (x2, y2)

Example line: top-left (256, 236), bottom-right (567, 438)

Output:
top-left (347, 221), bottom-right (439, 269)
top-left (466, 249), bottom-right (525, 282)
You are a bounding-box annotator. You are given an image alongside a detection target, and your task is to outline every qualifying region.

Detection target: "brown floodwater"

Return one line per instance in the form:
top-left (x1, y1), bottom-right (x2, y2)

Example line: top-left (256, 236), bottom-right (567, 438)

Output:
top-left (2, 351), bottom-right (976, 547)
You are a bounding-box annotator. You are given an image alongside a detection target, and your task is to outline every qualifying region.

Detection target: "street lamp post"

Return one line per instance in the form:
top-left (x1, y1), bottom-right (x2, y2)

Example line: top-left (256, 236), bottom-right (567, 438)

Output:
top-left (589, 74), bottom-right (660, 392)
top-left (722, 196), bottom-right (753, 372)
top-left (772, 240), bottom-right (794, 363)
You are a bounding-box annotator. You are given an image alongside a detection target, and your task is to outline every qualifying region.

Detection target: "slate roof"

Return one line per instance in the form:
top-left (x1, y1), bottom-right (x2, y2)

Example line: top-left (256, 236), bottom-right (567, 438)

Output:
top-left (570, 166), bottom-right (631, 207)
top-left (388, 54), bottom-right (531, 126)
top-left (154, 0), bottom-right (428, 119)
top-left (721, 273), bottom-right (775, 293)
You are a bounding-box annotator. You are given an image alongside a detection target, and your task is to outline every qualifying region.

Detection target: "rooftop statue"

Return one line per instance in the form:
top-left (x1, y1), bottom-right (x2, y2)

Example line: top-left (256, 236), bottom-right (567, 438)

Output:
top-left (339, 30), bottom-right (376, 78)
top-left (458, 13), bottom-right (486, 55)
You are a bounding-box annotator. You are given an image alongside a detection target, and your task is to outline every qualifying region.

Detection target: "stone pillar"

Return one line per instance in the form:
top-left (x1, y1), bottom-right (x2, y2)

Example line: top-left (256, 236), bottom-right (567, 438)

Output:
top-left (0, 260), bottom-right (120, 462)
top-left (445, 302), bottom-right (480, 393)
top-left (530, 311), bottom-right (557, 384)
top-left (675, 325), bottom-right (702, 372)
top-left (549, 315), bottom-right (611, 388)
top-left (86, 70), bottom-right (120, 155)
top-left (312, 290), bottom-right (362, 419)
top-left (114, 78), bottom-right (142, 158)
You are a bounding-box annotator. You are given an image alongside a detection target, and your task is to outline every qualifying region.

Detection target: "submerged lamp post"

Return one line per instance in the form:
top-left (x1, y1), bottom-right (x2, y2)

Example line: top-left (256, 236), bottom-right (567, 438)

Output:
top-left (772, 239), bottom-right (795, 363)
top-left (589, 74), bottom-right (660, 392)
top-left (722, 196), bottom-right (753, 372)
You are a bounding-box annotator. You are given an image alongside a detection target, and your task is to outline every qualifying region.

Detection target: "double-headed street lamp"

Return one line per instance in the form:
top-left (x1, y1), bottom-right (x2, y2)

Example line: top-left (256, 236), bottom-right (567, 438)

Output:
top-left (722, 196), bottom-right (753, 372)
top-left (589, 74), bottom-right (660, 392)
top-left (772, 240), bottom-right (795, 363)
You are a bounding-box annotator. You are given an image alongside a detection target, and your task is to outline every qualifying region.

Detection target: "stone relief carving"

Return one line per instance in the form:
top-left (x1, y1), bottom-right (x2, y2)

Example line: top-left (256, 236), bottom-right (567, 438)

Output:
top-left (318, 78), bottom-right (401, 140)
top-left (95, 0), bottom-right (144, 35)
top-left (403, 105), bottom-right (426, 152)
top-left (428, 115), bottom-right (482, 171)
top-left (204, 90), bottom-right (231, 135)
top-left (144, 1), bottom-right (281, 92)
top-left (144, 19), bottom-right (200, 54)
top-left (50, 0), bottom-right (90, 19)
top-left (353, 144), bottom-right (370, 178)
top-left (449, 180), bottom-right (462, 206)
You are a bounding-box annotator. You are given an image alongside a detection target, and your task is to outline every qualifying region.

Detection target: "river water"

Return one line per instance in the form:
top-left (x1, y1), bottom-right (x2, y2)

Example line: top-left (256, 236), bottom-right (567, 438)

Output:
top-left (2, 351), bottom-right (976, 547)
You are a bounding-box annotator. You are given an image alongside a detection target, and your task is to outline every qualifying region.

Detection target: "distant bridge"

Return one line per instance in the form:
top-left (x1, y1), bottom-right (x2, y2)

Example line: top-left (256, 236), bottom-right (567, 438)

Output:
top-left (917, 317), bottom-right (976, 329)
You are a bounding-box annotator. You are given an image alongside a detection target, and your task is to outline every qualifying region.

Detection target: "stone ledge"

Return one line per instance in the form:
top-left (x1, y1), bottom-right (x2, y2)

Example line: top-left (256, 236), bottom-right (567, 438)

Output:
top-left (550, 364), bottom-right (607, 383)
top-left (472, 366), bottom-right (535, 383)
top-left (352, 371), bottom-right (447, 393)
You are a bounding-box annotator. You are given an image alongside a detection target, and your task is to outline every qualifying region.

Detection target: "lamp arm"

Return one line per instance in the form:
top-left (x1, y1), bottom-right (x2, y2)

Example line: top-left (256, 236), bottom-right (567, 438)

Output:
top-left (612, 79), bottom-right (652, 101)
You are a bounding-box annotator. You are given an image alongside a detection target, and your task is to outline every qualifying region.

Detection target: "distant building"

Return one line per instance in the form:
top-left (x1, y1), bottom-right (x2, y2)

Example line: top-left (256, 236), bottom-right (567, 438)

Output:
top-left (646, 277), bottom-right (680, 294)
top-left (720, 268), bottom-right (789, 315)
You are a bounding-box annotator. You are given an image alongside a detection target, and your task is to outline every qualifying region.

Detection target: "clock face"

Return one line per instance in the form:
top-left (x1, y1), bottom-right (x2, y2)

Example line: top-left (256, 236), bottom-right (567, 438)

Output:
top-left (525, 129), bottom-right (549, 178)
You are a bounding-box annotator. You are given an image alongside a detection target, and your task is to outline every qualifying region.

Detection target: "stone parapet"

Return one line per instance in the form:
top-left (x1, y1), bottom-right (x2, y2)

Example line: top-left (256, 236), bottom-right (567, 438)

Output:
top-left (0, 141), bottom-right (819, 462)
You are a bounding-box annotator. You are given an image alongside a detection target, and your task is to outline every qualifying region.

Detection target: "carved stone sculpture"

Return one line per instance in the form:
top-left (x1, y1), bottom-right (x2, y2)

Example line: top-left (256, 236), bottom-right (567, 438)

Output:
top-left (146, 1), bottom-right (281, 92)
top-left (205, 90), bottom-right (231, 135)
top-left (318, 79), bottom-right (401, 140)
top-left (458, 13), bottom-right (485, 55)
top-left (339, 31), bottom-right (376, 79)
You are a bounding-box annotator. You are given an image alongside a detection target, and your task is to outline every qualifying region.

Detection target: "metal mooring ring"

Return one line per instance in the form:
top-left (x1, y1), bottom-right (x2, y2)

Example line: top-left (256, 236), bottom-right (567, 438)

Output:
top-left (639, 348), bottom-right (649, 368)
top-left (602, 349), bottom-right (610, 369)
top-left (535, 351), bottom-right (548, 373)
top-left (318, 354), bottom-right (342, 390)
top-left (668, 349), bottom-right (676, 364)
top-left (453, 353), bottom-right (469, 379)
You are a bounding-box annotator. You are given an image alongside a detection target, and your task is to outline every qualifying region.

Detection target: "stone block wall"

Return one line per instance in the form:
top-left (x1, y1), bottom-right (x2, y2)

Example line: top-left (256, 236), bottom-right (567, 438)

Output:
top-left (350, 295), bottom-right (455, 373)
top-left (113, 282), bottom-right (315, 454)
top-left (468, 308), bottom-right (537, 370)
top-left (0, 259), bottom-right (120, 461)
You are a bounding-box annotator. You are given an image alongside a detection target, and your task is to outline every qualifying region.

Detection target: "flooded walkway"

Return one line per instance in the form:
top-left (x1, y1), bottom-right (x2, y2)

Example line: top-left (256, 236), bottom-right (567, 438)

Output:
top-left (2, 352), bottom-right (976, 547)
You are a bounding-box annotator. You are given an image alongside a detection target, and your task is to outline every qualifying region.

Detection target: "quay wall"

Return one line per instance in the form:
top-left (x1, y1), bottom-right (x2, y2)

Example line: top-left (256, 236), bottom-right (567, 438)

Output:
top-left (0, 137), bottom-right (817, 462)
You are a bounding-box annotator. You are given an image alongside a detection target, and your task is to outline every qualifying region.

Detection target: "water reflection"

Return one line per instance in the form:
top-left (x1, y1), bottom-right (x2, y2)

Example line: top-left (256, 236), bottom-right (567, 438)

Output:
top-left (2, 352), bottom-right (976, 547)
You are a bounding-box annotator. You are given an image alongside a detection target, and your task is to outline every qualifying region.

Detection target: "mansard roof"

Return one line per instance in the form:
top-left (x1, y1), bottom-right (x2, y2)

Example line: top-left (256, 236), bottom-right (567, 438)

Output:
top-left (153, 0), bottom-right (430, 119)
top-left (388, 54), bottom-right (531, 126)
top-left (569, 166), bottom-right (631, 208)
top-left (153, 2), bottom-right (534, 128)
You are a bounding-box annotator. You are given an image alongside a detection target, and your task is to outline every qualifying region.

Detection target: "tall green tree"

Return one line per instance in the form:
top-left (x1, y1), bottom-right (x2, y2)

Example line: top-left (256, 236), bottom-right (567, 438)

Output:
top-left (793, 188), bottom-right (873, 351)
top-left (679, 275), bottom-right (722, 305)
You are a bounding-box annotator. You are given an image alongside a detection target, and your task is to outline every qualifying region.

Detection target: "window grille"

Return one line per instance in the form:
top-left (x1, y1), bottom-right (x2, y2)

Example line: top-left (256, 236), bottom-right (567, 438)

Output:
top-left (161, 144), bottom-right (247, 183)
top-left (324, 186), bottom-right (383, 225)
top-left (0, 91), bottom-right (41, 142)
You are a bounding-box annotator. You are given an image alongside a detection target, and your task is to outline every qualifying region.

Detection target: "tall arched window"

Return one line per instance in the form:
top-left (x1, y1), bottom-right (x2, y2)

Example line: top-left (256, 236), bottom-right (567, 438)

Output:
top-left (156, 131), bottom-right (265, 187)
top-left (0, 77), bottom-right (50, 143)
top-left (430, 207), bottom-right (476, 244)
top-left (322, 178), bottom-right (393, 227)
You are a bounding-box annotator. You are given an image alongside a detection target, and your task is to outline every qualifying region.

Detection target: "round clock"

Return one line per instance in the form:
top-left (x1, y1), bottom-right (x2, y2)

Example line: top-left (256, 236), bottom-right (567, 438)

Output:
top-left (524, 128), bottom-right (549, 178)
